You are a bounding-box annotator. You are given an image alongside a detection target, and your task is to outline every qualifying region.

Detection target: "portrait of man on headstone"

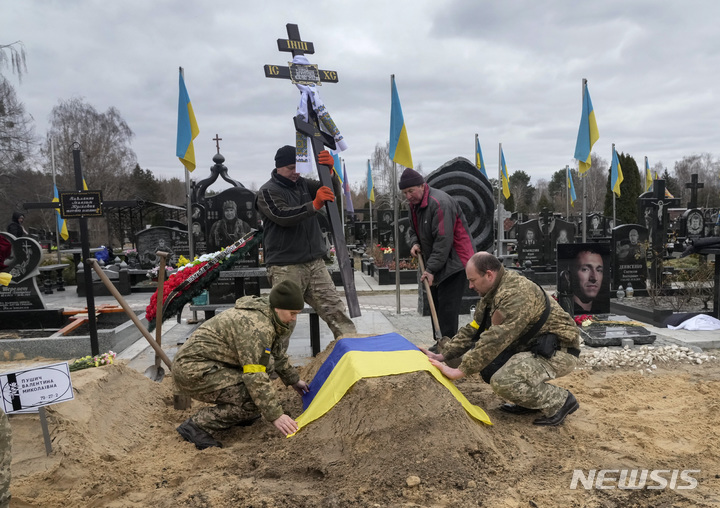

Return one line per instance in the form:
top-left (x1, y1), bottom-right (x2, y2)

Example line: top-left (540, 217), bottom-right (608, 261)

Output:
top-left (523, 229), bottom-right (537, 246)
top-left (208, 200), bottom-right (250, 251)
top-left (558, 243), bottom-right (610, 315)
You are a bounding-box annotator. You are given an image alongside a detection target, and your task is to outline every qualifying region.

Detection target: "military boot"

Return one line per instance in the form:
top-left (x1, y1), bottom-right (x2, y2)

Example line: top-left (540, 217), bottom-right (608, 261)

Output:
top-left (176, 418), bottom-right (223, 450)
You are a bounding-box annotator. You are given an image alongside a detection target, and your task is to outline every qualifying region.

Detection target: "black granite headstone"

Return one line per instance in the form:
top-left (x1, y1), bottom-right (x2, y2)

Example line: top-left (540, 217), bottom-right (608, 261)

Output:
top-left (681, 209), bottom-right (704, 239)
top-left (517, 219), bottom-right (544, 266)
top-left (205, 187), bottom-right (257, 254)
top-left (557, 243), bottom-right (611, 315)
top-left (587, 213), bottom-right (605, 239)
top-left (135, 226), bottom-right (189, 269)
top-left (550, 219), bottom-right (576, 264)
top-left (612, 224), bottom-right (648, 290)
top-left (0, 233), bottom-right (45, 311)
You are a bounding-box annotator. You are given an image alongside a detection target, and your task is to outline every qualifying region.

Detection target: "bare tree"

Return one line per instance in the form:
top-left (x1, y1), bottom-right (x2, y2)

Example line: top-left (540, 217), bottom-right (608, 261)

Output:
top-left (578, 152), bottom-right (608, 213)
top-left (0, 41), bottom-right (27, 81)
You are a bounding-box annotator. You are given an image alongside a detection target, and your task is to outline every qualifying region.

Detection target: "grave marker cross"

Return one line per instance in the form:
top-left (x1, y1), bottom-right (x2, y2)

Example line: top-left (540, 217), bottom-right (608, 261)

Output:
top-left (685, 173), bottom-right (704, 209)
top-left (638, 180), bottom-right (680, 288)
top-left (264, 23), bottom-right (359, 317)
top-left (213, 134), bottom-right (222, 154)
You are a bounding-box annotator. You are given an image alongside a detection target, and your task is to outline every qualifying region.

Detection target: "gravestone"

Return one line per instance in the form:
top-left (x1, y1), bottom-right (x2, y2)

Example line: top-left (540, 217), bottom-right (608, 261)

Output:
top-left (612, 224), bottom-right (648, 290)
top-left (204, 187), bottom-right (258, 255)
top-left (587, 213), bottom-right (606, 239)
top-left (579, 315), bottom-right (656, 347)
top-left (135, 226), bottom-right (190, 269)
top-left (637, 181), bottom-right (681, 287)
top-left (557, 243), bottom-right (611, 315)
top-left (681, 209), bottom-right (705, 240)
top-left (353, 221), bottom-right (370, 246)
top-left (191, 203), bottom-right (207, 254)
top-left (517, 219), bottom-right (544, 266)
top-left (550, 218), bottom-right (576, 265)
top-left (377, 210), bottom-right (394, 247)
top-left (0, 233), bottom-right (64, 329)
top-left (703, 208), bottom-right (720, 237)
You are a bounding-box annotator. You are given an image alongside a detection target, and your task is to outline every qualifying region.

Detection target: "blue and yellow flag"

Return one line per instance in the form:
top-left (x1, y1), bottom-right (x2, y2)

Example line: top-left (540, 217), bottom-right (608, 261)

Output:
top-left (645, 157), bottom-right (653, 192)
top-left (475, 137), bottom-right (487, 178)
top-left (500, 148), bottom-right (511, 199)
top-left (367, 160), bottom-right (375, 203)
top-left (176, 69), bottom-right (200, 172)
top-left (611, 146), bottom-right (623, 197)
top-left (389, 76), bottom-right (413, 168)
top-left (52, 184), bottom-right (69, 241)
top-left (290, 333), bottom-right (491, 436)
top-left (343, 162), bottom-right (353, 213)
top-left (567, 167), bottom-right (577, 206)
top-left (573, 81), bottom-right (599, 174)
top-left (332, 151), bottom-right (344, 184)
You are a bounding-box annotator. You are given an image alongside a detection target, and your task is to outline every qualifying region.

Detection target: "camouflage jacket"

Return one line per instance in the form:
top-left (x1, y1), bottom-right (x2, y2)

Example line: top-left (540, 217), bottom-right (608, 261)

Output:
top-left (173, 295), bottom-right (299, 422)
top-left (441, 268), bottom-right (580, 376)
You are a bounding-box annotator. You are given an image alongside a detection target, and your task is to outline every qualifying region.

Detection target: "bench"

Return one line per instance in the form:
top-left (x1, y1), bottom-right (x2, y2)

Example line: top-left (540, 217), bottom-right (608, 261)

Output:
top-left (188, 304), bottom-right (322, 356)
top-left (38, 264), bottom-right (69, 294)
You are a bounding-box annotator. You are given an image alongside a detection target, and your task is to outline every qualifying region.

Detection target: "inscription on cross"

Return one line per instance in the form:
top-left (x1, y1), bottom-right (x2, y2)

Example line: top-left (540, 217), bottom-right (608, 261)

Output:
top-left (685, 173), bottom-right (704, 209)
top-left (264, 23), bottom-right (360, 317)
top-left (264, 25), bottom-right (338, 85)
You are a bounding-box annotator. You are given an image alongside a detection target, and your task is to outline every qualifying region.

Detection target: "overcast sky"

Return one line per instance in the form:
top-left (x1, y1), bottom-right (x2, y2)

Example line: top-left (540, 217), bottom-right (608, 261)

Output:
top-left (5, 1), bottom-right (720, 193)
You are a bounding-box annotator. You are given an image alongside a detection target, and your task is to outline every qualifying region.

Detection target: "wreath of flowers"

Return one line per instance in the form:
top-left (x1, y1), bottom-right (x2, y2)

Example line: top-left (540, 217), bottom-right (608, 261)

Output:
top-left (145, 230), bottom-right (262, 330)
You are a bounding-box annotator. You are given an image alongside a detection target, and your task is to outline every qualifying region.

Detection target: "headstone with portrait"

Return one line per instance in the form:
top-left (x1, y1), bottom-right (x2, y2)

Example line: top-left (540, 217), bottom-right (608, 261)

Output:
top-left (0, 233), bottom-right (45, 312)
top-left (353, 221), bottom-right (370, 246)
top-left (516, 219), bottom-right (544, 266)
top-left (612, 224), bottom-right (648, 290)
top-left (587, 213), bottom-right (606, 239)
top-left (377, 209), bottom-right (394, 247)
top-left (681, 208), bottom-right (705, 240)
top-left (549, 219), bottom-right (576, 265)
top-left (190, 203), bottom-right (207, 254)
top-left (204, 187), bottom-right (258, 260)
top-left (135, 226), bottom-right (189, 270)
top-left (557, 243), bottom-right (611, 316)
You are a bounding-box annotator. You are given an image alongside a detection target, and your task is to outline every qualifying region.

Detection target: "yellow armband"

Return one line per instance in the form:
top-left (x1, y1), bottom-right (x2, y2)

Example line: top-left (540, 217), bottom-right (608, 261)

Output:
top-left (243, 364), bottom-right (266, 373)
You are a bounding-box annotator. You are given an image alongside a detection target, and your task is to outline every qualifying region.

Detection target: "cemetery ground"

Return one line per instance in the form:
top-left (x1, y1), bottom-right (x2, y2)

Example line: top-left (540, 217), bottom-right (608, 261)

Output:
top-left (2, 288), bottom-right (720, 507)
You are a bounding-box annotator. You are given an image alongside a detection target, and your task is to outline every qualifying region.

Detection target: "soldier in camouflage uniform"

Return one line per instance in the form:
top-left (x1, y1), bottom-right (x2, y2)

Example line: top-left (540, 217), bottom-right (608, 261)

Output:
top-left (0, 408), bottom-right (10, 507)
top-left (423, 252), bottom-right (582, 426)
top-left (173, 280), bottom-right (310, 449)
top-left (255, 145), bottom-right (356, 339)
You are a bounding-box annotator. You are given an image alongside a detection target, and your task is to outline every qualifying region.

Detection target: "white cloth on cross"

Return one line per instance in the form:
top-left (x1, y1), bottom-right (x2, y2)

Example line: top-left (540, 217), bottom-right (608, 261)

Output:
top-left (293, 55), bottom-right (347, 174)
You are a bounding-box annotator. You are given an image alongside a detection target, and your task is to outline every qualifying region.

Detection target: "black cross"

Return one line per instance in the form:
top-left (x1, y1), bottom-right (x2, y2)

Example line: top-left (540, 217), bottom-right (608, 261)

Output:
top-left (264, 23), bottom-right (359, 318)
top-left (638, 180), bottom-right (680, 288)
top-left (213, 134), bottom-right (222, 154)
top-left (685, 173), bottom-right (704, 209)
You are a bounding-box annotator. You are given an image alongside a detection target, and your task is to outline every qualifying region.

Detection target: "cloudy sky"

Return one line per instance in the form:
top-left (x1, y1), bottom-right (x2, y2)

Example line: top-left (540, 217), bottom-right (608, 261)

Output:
top-left (4, 1), bottom-right (720, 192)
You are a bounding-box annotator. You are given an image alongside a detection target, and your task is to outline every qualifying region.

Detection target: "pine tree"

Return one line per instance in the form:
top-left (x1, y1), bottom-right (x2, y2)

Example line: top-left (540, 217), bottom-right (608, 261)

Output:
top-left (604, 152), bottom-right (642, 226)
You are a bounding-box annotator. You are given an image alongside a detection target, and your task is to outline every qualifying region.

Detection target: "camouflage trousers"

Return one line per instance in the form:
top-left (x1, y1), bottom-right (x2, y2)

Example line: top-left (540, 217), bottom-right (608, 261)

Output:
top-left (0, 409), bottom-right (10, 508)
top-left (190, 384), bottom-right (261, 433)
top-left (490, 351), bottom-right (578, 416)
top-left (268, 258), bottom-right (356, 339)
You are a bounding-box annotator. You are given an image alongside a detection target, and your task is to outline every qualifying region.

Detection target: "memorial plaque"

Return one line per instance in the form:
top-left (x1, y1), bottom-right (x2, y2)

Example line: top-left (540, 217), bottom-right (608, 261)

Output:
top-left (517, 219), bottom-right (544, 266)
top-left (288, 62), bottom-right (320, 85)
top-left (557, 243), bottom-right (611, 315)
top-left (612, 224), bottom-right (648, 290)
top-left (60, 190), bottom-right (103, 218)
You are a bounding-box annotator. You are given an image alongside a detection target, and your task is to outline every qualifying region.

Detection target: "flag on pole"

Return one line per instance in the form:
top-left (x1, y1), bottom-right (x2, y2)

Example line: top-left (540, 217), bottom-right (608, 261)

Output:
top-left (573, 81), bottom-right (599, 174)
top-left (475, 137), bottom-right (487, 178)
top-left (343, 162), bottom-right (354, 213)
top-left (176, 69), bottom-right (200, 172)
top-left (500, 149), bottom-right (511, 199)
top-left (611, 146), bottom-right (623, 197)
top-left (645, 157), bottom-right (653, 192)
top-left (367, 160), bottom-right (375, 203)
top-left (52, 184), bottom-right (69, 241)
top-left (389, 76), bottom-right (413, 168)
top-left (332, 151), bottom-right (344, 184)
top-left (568, 168), bottom-right (577, 206)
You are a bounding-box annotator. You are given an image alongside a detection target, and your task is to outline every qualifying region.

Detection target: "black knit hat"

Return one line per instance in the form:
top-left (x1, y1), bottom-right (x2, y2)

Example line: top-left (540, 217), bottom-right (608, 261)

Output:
top-left (274, 145), bottom-right (296, 168)
top-left (269, 280), bottom-right (304, 310)
top-left (398, 168), bottom-right (425, 190)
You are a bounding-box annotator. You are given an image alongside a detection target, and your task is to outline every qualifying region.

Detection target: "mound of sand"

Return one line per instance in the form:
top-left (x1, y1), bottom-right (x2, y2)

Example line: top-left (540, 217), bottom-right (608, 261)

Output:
top-left (6, 350), bottom-right (720, 507)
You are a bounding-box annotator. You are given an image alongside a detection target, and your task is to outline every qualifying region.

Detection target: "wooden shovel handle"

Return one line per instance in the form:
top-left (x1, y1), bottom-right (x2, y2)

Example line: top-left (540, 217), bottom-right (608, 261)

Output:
top-left (417, 256), bottom-right (442, 340)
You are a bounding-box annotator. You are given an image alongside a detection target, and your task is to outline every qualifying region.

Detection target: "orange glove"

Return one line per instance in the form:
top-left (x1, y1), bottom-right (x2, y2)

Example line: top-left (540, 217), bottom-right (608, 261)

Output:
top-left (313, 186), bottom-right (335, 210)
top-left (317, 150), bottom-right (334, 171)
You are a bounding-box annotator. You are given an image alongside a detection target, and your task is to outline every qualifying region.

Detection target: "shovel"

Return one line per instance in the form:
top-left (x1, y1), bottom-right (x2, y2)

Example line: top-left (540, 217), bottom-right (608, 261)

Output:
top-left (144, 251), bottom-right (169, 382)
top-left (417, 255), bottom-right (442, 341)
top-left (87, 258), bottom-right (173, 372)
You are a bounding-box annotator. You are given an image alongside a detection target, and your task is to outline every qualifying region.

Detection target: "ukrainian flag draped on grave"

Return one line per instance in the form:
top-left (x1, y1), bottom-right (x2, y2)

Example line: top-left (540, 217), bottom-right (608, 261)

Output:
top-left (52, 184), bottom-right (68, 241)
top-left (176, 69), bottom-right (200, 172)
top-left (389, 76), bottom-right (413, 168)
top-left (500, 148), bottom-right (511, 199)
top-left (568, 168), bottom-right (577, 206)
top-left (289, 333), bottom-right (492, 436)
top-left (611, 146), bottom-right (623, 197)
top-left (475, 137), bottom-right (488, 178)
top-left (367, 160), bottom-right (375, 203)
top-left (573, 82), bottom-right (599, 174)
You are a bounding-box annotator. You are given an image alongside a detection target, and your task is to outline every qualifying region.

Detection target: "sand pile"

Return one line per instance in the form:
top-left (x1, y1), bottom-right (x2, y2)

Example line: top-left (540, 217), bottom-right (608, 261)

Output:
top-left (5, 350), bottom-right (720, 507)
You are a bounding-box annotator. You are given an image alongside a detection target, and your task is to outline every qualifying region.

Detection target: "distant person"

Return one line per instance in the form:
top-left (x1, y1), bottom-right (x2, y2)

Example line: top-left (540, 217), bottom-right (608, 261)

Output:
top-left (6, 212), bottom-right (27, 238)
top-left (570, 246), bottom-right (606, 314)
top-left (422, 252), bottom-right (581, 426)
top-left (255, 144), bottom-right (357, 339)
top-left (399, 167), bottom-right (475, 345)
top-left (208, 201), bottom-right (250, 251)
top-left (173, 281), bottom-right (310, 449)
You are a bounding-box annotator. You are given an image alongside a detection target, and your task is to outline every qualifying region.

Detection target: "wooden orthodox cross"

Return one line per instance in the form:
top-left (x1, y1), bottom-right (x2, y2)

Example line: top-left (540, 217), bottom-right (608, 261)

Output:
top-left (264, 23), bottom-right (360, 317)
top-left (685, 173), bottom-right (704, 209)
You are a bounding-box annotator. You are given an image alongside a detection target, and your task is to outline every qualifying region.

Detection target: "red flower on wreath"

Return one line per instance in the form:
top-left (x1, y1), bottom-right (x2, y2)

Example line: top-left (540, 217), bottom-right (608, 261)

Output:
top-left (145, 261), bottom-right (208, 321)
top-left (573, 314), bottom-right (594, 326)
